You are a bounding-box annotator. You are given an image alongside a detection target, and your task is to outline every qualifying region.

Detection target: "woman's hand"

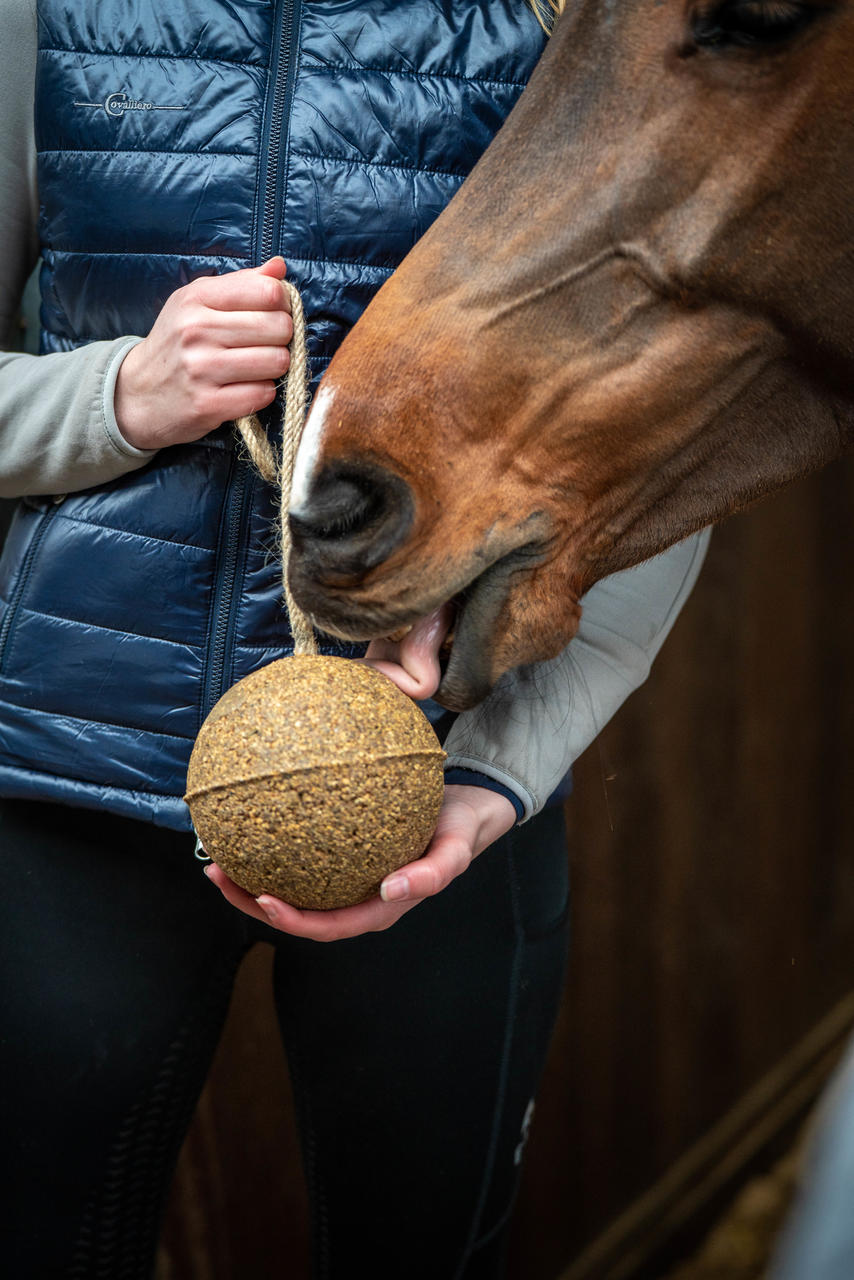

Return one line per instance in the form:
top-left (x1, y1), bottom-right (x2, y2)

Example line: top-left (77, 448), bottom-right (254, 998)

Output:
top-left (204, 783), bottom-right (516, 941)
top-left (115, 256), bottom-right (293, 450)
top-left (360, 604), bottom-right (453, 699)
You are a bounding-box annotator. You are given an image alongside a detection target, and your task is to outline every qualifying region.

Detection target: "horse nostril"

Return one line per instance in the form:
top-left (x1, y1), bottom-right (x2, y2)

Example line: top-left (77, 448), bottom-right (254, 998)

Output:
top-left (290, 471), bottom-right (382, 541)
top-left (288, 462), bottom-right (414, 581)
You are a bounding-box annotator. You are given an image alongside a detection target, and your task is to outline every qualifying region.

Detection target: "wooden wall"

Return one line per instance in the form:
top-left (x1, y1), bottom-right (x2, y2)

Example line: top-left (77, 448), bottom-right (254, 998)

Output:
top-left (153, 452), bottom-right (854, 1278)
top-left (509, 452), bottom-right (854, 1279)
top-left (2, 450), bottom-right (852, 1279)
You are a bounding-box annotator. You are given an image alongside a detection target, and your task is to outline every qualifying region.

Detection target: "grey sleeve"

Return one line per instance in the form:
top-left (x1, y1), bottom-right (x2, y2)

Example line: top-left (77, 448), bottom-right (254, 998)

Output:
top-left (442, 528), bottom-right (710, 820)
top-left (0, 0), bottom-right (39, 348)
top-left (0, 0), bottom-right (156, 498)
top-left (0, 341), bottom-right (156, 499)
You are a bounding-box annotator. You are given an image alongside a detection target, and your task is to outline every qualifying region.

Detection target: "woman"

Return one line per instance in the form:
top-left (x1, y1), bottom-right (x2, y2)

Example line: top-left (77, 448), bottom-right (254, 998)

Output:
top-left (0, 0), bottom-right (708, 1274)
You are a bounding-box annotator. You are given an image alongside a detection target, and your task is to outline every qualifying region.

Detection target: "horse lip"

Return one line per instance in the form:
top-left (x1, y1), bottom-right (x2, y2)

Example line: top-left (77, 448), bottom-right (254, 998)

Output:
top-left (435, 548), bottom-right (531, 712)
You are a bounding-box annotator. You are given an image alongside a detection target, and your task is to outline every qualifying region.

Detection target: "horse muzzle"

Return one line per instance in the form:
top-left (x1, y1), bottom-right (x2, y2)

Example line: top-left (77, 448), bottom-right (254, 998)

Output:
top-left (288, 461), bottom-right (554, 709)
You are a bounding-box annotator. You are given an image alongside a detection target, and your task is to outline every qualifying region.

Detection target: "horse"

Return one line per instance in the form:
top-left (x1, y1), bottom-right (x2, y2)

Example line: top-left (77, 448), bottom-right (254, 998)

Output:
top-left (286, 0), bottom-right (854, 711)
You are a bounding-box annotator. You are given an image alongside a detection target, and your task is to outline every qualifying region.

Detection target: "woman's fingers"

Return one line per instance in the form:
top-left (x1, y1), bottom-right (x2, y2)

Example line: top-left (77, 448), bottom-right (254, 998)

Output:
top-left (211, 381), bottom-right (280, 423)
top-left (379, 785), bottom-right (506, 901)
top-left (204, 857), bottom-right (416, 939)
top-left (195, 257), bottom-right (291, 313)
top-left (254, 813), bottom-right (480, 941)
top-left (363, 603), bottom-right (454, 700)
top-left (172, 292), bottom-right (294, 354)
top-left (203, 862), bottom-right (403, 943)
top-left (204, 788), bottom-right (516, 943)
top-left (380, 831), bottom-right (471, 902)
top-left (204, 862), bottom-right (274, 924)
top-left (209, 309), bottom-right (295, 348)
top-left (209, 344), bottom-right (292, 384)
top-left (255, 893), bottom-right (416, 942)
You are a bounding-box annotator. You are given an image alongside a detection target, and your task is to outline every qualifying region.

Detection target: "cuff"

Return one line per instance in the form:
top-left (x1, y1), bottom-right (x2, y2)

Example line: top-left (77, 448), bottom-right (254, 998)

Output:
top-left (443, 762), bottom-right (527, 823)
top-left (100, 337), bottom-right (158, 461)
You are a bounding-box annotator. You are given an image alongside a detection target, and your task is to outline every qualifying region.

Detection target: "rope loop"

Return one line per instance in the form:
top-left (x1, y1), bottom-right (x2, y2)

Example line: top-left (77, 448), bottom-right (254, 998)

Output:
top-left (235, 278), bottom-right (318, 656)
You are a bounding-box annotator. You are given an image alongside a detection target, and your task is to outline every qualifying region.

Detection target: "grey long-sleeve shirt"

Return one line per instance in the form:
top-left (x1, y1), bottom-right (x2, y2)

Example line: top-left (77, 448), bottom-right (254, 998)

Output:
top-left (0, 0), bottom-right (708, 818)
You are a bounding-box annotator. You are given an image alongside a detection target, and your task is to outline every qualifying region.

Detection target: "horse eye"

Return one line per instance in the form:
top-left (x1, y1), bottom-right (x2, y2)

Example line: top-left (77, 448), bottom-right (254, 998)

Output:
top-left (690, 0), bottom-right (820, 49)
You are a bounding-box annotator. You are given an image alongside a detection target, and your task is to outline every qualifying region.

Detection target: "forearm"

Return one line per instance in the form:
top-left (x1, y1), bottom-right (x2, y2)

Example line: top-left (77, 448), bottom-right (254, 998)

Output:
top-left (443, 528), bottom-right (711, 819)
top-left (0, 340), bottom-right (156, 498)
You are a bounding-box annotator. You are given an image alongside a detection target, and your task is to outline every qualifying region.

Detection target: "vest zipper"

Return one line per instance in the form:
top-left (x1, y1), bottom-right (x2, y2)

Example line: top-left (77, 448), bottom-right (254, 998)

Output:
top-left (259, 0), bottom-right (301, 262)
top-left (201, 454), bottom-right (253, 718)
top-left (200, 0), bottom-right (300, 720)
top-left (0, 502), bottom-right (62, 674)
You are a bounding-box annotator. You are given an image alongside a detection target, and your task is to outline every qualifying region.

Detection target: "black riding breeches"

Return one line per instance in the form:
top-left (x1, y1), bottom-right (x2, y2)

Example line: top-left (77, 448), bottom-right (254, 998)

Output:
top-left (0, 797), bottom-right (570, 1280)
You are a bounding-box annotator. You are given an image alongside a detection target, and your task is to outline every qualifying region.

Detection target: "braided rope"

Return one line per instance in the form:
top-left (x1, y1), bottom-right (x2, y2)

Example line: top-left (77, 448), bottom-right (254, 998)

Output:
top-left (235, 279), bottom-right (318, 655)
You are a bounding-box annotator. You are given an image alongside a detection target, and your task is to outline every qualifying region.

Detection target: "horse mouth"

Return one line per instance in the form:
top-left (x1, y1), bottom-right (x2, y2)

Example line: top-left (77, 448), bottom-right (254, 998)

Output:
top-left (433, 602), bottom-right (491, 710)
top-left (432, 548), bottom-right (535, 711)
top-left (295, 540), bottom-right (546, 710)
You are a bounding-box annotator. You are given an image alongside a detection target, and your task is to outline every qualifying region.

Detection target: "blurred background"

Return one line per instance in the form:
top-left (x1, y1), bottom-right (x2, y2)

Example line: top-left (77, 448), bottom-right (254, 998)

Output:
top-left (5, 279), bottom-right (854, 1280)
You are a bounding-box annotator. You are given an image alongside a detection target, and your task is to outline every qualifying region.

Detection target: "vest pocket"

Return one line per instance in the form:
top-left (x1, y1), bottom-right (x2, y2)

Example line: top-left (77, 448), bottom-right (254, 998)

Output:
top-left (0, 500), bottom-right (63, 675)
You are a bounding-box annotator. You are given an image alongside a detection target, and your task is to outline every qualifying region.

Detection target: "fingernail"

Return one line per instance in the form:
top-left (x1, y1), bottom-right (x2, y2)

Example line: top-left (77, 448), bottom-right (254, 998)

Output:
top-left (381, 875), bottom-right (410, 902)
top-left (203, 865), bottom-right (214, 879)
top-left (257, 895), bottom-right (279, 925)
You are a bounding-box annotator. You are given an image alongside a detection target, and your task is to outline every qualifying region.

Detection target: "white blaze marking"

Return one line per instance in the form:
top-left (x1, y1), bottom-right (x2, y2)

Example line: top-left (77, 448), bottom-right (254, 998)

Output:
top-left (290, 382), bottom-right (337, 515)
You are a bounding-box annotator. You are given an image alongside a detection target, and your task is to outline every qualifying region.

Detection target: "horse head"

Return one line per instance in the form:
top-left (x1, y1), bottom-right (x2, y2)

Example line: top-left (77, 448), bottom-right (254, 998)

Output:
top-left (288, 0), bottom-right (854, 710)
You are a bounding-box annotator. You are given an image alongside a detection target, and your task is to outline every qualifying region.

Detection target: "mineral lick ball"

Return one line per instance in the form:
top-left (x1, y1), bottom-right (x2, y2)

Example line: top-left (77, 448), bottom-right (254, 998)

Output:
top-left (184, 656), bottom-right (446, 910)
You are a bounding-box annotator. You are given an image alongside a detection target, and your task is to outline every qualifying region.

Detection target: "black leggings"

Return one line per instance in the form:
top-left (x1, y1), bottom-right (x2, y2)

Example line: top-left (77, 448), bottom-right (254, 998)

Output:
top-left (0, 797), bottom-right (569, 1280)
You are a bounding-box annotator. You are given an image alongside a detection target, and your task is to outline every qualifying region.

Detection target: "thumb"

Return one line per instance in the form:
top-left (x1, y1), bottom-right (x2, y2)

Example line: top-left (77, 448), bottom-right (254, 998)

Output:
top-left (257, 255), bottom-right (288, 281)
top-left (363, 604), bottom-right (454, 700)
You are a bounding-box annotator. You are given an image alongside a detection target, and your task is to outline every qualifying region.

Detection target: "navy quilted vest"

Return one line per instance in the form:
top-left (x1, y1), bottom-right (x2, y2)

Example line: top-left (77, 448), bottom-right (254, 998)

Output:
top-left (0, 0), bottom-right (545, 828)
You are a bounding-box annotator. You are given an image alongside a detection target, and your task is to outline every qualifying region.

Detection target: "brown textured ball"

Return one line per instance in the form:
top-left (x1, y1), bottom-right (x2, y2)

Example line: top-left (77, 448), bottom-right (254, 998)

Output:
top-left (184, 656), bottom-right (446, 910)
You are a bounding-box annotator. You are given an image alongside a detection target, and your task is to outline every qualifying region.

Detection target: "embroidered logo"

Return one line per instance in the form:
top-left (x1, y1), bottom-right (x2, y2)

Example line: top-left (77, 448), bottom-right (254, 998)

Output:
top-left (72, 91), bottom-right (186, 118)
